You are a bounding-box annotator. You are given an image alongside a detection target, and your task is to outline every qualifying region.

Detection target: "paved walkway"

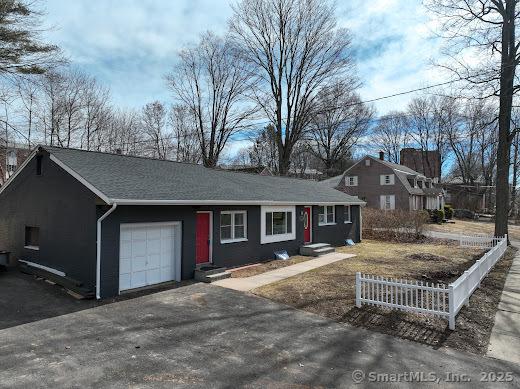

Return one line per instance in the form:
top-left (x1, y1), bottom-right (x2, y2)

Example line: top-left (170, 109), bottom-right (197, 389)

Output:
top-left (487, 240), bottom-right (520, 364)
top-left (213, 252), bottom-right (355, 291)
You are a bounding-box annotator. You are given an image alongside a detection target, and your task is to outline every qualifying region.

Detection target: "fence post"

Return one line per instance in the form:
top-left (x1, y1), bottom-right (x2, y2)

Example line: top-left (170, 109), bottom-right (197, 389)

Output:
top-left (459, 232), bottom-right (463, 247)
top-left (355, 272), bottom-right (361, 308)
top-left (448, 284), bottom-right (455, 330)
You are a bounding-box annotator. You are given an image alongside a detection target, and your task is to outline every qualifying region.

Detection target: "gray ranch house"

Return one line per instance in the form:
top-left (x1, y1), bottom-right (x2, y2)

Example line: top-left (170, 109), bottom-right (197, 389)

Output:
top-left (322, 152), bottom-right (444, 211)
top-left (0, 146), bottom-right (364, 298)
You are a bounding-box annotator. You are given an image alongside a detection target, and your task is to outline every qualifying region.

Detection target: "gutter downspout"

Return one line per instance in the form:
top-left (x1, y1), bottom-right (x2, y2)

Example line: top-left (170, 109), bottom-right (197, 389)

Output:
top-left (96, 203), bottom-right (117, 299)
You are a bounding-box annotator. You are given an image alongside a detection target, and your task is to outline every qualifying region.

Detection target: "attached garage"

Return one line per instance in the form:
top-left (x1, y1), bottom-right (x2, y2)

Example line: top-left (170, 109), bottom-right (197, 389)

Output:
top-left (119, 222), bottom-right (182, 292)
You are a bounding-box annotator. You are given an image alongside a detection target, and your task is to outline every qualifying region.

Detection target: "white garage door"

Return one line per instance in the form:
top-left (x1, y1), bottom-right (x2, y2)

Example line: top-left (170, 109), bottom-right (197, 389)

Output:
top-left (119, 222), bottom-right (181, 292)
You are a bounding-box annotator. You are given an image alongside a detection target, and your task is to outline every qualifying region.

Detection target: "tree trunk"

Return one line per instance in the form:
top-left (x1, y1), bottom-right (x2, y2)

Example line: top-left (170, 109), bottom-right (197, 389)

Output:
top-left (495, 0), bottom-right (516, 241)
top-left (510, 132), bottom-right (519, 216)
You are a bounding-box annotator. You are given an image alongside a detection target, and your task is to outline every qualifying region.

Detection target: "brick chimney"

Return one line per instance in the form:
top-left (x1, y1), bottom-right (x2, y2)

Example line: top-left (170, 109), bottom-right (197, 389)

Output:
top-left (379, 151), bottom-right (384, 161)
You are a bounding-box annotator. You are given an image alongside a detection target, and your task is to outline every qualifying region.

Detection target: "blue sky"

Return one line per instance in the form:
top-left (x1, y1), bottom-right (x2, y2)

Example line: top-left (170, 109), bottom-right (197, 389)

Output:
top-left (42, 0), bottom-right (444, 157)
top-left (43, 0), bottom-right (443, 113)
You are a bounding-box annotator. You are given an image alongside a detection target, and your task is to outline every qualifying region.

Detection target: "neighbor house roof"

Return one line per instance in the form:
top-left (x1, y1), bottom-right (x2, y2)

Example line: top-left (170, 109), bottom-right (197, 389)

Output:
top-left (33, 146), bottom-right (364, 205)
top-left (320, 175), bottom-right (343, 188)
top-left (337, 155), bottom-right (440, 196)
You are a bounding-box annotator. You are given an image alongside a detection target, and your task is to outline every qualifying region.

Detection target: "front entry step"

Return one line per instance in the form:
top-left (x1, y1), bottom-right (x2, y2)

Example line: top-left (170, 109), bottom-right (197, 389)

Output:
top-left (194, 265), bottom-right (231, 283)
top-left (300, 243), bottom-right (335, 257)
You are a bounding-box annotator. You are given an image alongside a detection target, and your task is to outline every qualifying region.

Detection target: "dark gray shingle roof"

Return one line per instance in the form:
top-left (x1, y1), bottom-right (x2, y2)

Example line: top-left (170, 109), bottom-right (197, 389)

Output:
top-left (44, 146), bottom-right (363, 205)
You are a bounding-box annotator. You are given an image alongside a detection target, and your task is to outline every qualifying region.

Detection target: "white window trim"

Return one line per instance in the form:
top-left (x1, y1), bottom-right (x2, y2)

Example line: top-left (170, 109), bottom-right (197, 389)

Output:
top-left (318, 205), bottom-right (336, 226)
top-left (344, 205), bottom-right (352, 224)
top-left (24, 245), bottom-right (40, 251)
top-left (220, 210), bottom-right (248, 244)
top-left (345, 176), bottom-right (358, 187)
top-left (260, 205), bottom-right (296, 244)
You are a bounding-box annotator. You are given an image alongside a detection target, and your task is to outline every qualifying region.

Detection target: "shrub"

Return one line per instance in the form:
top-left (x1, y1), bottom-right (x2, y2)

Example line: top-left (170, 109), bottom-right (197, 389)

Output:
top-left (429, 209), bottom-right (445, 224)
top-left (444, 205), bottom-right (453, 219)
top-left (362, 208), bottom-right (429, 241)
top-left (453, 209), bottom-right (475, 219)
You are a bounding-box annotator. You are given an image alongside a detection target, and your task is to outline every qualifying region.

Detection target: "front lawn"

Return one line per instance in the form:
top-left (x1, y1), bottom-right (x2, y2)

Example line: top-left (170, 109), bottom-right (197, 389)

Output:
top-left (427, 218), bottom-right (520, 241)
top-left (254, 239), bottom-right (516, 355)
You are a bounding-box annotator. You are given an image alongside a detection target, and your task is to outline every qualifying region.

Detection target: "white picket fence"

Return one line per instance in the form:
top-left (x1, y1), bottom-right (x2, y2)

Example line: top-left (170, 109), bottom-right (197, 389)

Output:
top-left (355, 234), bottom-right (508, 330)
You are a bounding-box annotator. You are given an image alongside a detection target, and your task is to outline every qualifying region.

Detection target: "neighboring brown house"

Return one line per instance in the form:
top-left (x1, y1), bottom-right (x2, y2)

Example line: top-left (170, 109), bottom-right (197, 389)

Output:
top-left (400, 148), bottom-right (441, 182)
top-left (323, 152), bottom-right (445, 211)
top-left (0, 143), bottom-right (30, 186)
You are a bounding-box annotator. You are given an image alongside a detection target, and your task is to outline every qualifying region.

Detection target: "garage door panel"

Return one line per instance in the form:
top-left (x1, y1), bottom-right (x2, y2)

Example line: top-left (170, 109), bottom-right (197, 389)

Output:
top-left (147, 238), bottom-right (161, 254)
top-left (120, 258), bottom-right (132, 274)
top-left (132, 271), bottom-right (147, 288)
top-left (146, 268), bottom-right (162, 285)
top-left (147, 228), bottom-right (161, 239)
top-left (119, 223), bottom-right (181, 292)
top-left (148, 253), bottom-right (161, 269)
top-left (119, 273), bottom-right (132, 291)
top-left (131, 240), bottom-right (146, 257)
top-left (132, 256), bottom-right (147, 272)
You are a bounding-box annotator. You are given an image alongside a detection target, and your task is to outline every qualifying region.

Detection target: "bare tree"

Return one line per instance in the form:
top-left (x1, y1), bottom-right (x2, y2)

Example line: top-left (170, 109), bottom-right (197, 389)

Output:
top-left (426, 0), bottom-right (520, 238)
top-left (407, 95), bottom-right (453, 174)
top-left (308, 82), bottom-right (373, 175)
top-left (372, 113), bottom-right (410, 163)
top-left (166, 32), bottom-right (256, 167)
top-left (230, 0), bottom-right (356, 174)
top-left (168, 105), bottom-right (200, 163)
top-left (248, 125), bottom-right (278, 172)
top-left (80, 74), bottom-right (110, 150)
top-left (141, 101), bottom-right (170, 159)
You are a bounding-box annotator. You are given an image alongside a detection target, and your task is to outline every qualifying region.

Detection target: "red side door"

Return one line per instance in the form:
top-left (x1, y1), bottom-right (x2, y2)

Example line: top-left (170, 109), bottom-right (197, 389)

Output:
top-left (196, 213), bottom-right (210, 264)
top-left (303, 207), bottom-right (312, 243)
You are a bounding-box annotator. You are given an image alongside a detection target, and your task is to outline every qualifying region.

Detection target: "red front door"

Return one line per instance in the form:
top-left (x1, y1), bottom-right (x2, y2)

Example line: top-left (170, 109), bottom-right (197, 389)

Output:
top-left (303, 207), bottom-right (312, 243)
top-left (196, 213), bottom-right (210, 264)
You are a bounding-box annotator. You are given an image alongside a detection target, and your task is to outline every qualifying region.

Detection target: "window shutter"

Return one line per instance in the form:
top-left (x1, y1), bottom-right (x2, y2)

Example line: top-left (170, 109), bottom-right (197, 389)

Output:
top-left (353, 176), bottom-right (358, 186)
top-left (380, 175), bottom-right (385, 185)
top-left (390, 175), bottom-right (395, 185)
top-left (390, 195), bottom-right (396, 210)
top-left (380, 195), bottom-right (385, 209)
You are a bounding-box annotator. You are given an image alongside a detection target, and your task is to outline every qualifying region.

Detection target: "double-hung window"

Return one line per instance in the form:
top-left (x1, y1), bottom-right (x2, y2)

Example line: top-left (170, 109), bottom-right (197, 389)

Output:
top-left (344, 205), bottom-right (351, 223)
top-left (220, 211), bottom-right (247, 243)
top-left (261, 206), bottom-right (296, 244)
top-left (318, 205), bottom-right (335, 225)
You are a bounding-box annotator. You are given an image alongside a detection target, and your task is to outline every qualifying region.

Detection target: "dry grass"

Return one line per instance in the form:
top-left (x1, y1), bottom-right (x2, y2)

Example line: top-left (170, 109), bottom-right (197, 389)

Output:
top-left (427, 219), bottom-right (520, 241)
top-left (229, 256), bottom-right (310, 278)
top-left (253, 239), bottom-right (515, 354)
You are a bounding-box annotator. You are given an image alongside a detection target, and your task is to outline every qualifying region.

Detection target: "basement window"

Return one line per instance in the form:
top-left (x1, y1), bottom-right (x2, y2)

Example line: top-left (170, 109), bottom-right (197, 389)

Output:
top-left (24, 226), bottom-right (40, 250)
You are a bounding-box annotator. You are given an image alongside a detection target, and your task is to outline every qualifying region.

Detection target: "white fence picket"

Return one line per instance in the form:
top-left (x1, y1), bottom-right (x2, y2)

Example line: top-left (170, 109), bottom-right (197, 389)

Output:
top-left (355, 234), bottom-right (508, 330)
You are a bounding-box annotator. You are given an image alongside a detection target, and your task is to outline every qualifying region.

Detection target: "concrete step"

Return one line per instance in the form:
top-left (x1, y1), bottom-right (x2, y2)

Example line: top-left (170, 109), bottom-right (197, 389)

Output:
top-left (300, 243), bottom-right (335, 257)
top-left (194, 267), bottom-right (232, 283)
top-left (301, 243), bottom-right (330, 249)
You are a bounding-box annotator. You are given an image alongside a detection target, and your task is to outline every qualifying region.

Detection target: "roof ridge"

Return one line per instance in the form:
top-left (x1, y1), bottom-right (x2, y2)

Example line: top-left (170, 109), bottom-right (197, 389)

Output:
top-left (41, 145), bottom-right (325, 185)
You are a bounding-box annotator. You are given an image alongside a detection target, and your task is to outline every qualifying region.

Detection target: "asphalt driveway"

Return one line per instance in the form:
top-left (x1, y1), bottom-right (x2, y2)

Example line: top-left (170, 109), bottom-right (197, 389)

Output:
top-left (0, 268), bottom-right (192, 330)
top-left (1, 283), bottom-right (520, 388)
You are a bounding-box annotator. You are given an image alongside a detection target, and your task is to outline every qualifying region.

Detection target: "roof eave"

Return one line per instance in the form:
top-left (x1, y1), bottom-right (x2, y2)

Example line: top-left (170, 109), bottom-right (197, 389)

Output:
top-left (110, 199), bottom-right (366, 206)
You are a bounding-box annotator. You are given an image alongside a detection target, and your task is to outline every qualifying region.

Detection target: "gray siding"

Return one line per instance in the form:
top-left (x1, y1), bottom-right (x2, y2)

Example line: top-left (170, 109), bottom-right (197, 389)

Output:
top-left (336, 158), bottom-right (411, 210)
top-left (0, 151), bottom-right (98, 289)
top-left (100, 204), bottom-right (361, 298)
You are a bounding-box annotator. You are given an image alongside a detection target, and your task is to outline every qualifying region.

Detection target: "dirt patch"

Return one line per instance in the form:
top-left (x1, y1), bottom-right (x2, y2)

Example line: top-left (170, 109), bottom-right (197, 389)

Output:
top-left (254, 238), bottom-right (514, 355)
top-left (406, 253), bottom-right (448, 262)
top-left (230, 256), bottom-right (310, 278)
